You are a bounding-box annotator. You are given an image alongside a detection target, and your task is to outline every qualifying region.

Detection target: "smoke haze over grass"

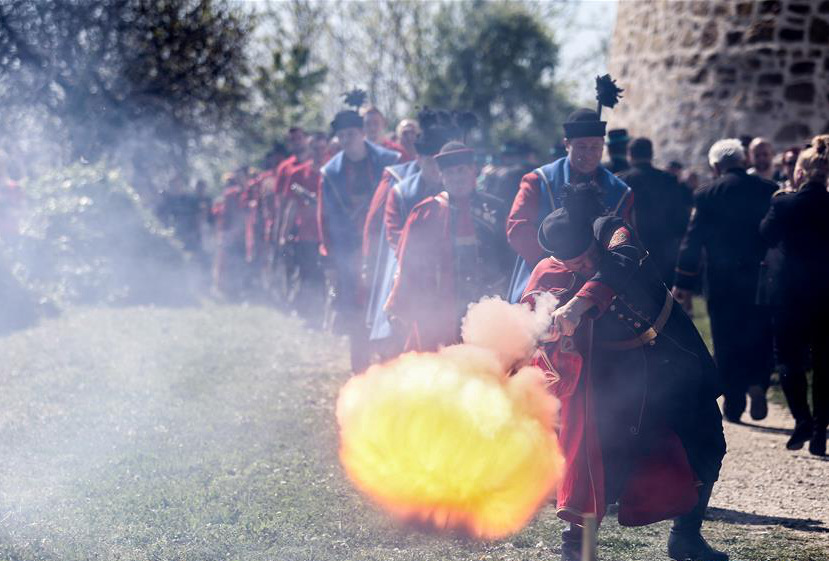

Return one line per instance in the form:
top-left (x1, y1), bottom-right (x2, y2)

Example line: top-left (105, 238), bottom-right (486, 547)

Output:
top-left (0, 305), bottom-right (826, 560)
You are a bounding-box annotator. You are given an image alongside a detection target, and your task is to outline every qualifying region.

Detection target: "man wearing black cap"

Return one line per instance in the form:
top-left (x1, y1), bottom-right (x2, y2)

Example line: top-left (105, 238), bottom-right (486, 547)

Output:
top-left (481, 140), bottom-right (538, 208)
top-left (318, 96), bottom-right (401, 372)
top-left (362, 111), bottom-right (456, 359)
top-left (618, 137), bottom-right (692, 285)
top-left (478, 140), bottom-right (540, 283)
top-left (506, 108), bottom-right (633, 304)
top-left (604, 128), bottom-right (630, 174)
top-left (385, 141), bottom-right (501, 352)
top-left (521, 187), bottom-right (727, 561)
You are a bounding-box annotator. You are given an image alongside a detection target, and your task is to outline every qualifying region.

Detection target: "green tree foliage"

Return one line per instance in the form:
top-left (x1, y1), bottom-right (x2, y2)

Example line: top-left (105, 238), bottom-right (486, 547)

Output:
top-left (0, 0), bottom-right (253, 191)
top-left (6, 163), bottom-right (192, 308)
top-left (243, 43), bottom-right (328, 159)
top-left (420, 1), bottom-right (573, 152)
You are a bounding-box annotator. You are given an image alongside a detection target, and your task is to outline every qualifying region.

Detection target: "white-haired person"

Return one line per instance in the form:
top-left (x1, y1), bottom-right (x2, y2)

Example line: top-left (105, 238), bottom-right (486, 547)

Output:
top-left (673, 139), bottom-right (778, 424)
top-left (395, 118), bottom-right (420, 162)
top-left (747, 137), bottom-right (775, 181)
top-left (760, 135), bottom-right (829, 456)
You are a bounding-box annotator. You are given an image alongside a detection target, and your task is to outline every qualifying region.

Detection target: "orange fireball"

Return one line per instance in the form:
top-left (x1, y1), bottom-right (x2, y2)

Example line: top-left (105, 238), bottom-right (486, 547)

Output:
top-left (336, 343), bottom-right (564, 539)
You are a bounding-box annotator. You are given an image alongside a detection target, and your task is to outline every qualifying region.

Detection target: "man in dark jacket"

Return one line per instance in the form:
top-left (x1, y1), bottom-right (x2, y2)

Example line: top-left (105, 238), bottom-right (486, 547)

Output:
top-left (673, 139), bottom-right (777, 423)
top-left (759, 135), bottom-right (829, 456)
top-left (523, 186), bottom-right (727, 561)
top-left (618, 138), bottom-right (692, 285)
top-left (604, 128), bottom-right (630, 174)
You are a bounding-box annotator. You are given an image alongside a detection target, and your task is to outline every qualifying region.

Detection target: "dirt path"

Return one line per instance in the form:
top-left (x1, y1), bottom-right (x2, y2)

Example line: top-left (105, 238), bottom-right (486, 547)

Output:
top-left (712, 398), bottom-right (829, 546)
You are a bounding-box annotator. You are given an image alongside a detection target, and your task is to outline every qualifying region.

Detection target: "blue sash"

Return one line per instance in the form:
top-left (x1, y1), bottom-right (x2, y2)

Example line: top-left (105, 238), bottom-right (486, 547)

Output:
top-left (506, 157), bottom-right (631, 302)
top-left (365, 165), bottom-right (423, 340)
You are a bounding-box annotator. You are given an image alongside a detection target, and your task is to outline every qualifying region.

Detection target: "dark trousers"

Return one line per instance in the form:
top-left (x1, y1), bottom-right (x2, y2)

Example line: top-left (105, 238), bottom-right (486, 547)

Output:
top-left (286, 241), bottom-right (325, 326)
top-left (707, 298), bottom-right (773, 417)
top-left (774, 307), bottom-right (829, 429)
top-left (329, 255), bottom-right (371, 373)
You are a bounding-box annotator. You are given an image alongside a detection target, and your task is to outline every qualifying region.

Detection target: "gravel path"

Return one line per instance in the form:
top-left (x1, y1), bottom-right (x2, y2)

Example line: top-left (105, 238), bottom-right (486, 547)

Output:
top-left (712, 397), bottom-right (829, 546)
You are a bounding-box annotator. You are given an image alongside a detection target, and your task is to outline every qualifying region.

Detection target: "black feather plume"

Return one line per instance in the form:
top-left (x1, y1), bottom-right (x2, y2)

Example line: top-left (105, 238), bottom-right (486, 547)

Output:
top-left (595, 74), bottom-right (623, 117)
top-left (343, 89), bottom-right (367, 110)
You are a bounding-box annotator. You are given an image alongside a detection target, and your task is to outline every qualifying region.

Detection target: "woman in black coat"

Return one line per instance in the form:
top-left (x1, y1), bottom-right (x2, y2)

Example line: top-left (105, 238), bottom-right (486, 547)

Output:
top-left (760, 135), bottom-right (829, 456)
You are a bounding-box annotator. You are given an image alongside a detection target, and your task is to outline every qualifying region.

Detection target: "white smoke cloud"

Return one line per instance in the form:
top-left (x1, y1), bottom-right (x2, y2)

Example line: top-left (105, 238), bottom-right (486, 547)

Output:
top-left (460, 294), bottom-right (559, 371)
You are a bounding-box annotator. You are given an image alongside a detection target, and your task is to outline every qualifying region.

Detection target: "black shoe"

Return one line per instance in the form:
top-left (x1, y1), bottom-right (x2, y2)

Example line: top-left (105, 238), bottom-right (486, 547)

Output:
top-left (668, 530), bottom-right (729, 561)
top-left (748, 385), bottom-right (768, 421)
top-left (722, 398), bottom-right (744, 424)
top-left (560, 540), bottom-right (580, 561)
top-left (670, 481), bottom-right (728, 561)
top-left (723, 410), bottom-right (742, 424)
top-left (786, 421), bottom-right (814, 450)
top-left (809, 427), bottom-right (826, 456)
top-left (560, 526), bottom-right (582, 561)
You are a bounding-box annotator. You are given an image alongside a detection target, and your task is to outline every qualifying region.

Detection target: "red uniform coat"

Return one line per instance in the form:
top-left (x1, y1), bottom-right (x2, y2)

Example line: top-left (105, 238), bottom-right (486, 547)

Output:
top-left (213, 184), bottom-right (247, 292)
top-left (362, 168), bottom-right (397, 259)
top-left (522, 232), bottom-right (699, 528)
top-left (279, 161), bottom-right (321, 243)
top-left (383, 174), bottom-right (442, 257)
top-left (507, 171), bottom-right (635, 270)
top-left (380, 138), bottom-right (412, 162)
top-left (269, 156), bottom-right (304, 245)
top-left (385, 192), bottom-right (477, 352)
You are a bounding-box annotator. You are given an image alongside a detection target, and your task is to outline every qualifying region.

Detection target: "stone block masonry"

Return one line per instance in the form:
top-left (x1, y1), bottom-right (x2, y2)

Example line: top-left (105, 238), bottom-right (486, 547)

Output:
top-left (607, 0), bottom-right (829, 170)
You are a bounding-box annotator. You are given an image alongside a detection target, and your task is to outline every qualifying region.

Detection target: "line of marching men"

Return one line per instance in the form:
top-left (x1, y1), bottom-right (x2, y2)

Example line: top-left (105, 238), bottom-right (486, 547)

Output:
top-left (209, 97), bottom-right (828, 459)
top-left (211, 101), bottom-right (513, 374)
top-left (205, 92), bottom-right (829, 561)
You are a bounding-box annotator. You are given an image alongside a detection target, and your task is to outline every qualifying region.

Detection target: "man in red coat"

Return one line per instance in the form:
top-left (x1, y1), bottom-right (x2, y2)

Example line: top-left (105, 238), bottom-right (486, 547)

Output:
top-left (277, 132), bottom-right (328, 323)
top-left (385, 142), bottom-right (501, 352)
top-left (363, 112), bottom-right (457, 358)
top-left (522, 187), bottom-right (727, 561)
top-left (266, 128), bottom-right (308, 265)
top-left (213, 168), bottom-right (251, 299)
top-left (506, 108), bottom-right (633, 303)
top-left (362, 106), bottom-right (411, 162)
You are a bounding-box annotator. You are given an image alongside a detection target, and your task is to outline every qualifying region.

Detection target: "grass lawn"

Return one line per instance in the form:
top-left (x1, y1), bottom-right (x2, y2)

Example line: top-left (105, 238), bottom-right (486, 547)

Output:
top-left (0, 305), bottom-right (825, 560)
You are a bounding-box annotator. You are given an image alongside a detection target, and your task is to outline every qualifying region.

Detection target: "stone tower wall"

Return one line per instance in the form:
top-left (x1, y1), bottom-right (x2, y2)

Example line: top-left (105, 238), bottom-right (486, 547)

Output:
top-left (607, 0), bottom-right (829, 170)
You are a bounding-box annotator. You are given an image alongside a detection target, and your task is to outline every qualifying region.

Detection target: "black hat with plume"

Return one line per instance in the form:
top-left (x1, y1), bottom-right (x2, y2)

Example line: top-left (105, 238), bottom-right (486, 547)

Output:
top-left (538, 183), bottom-right (606, 259)
top-left (563, 108), bottom-right (606, 139)
top-left (331, 89), bottom-right (366, 134)
top-left (562, 74), bottom-right (624, 140)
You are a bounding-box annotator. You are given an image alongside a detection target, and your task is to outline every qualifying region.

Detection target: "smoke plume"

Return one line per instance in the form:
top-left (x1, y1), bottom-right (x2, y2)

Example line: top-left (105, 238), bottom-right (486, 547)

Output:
top-left (461, 293), bottom-right (559, 370)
